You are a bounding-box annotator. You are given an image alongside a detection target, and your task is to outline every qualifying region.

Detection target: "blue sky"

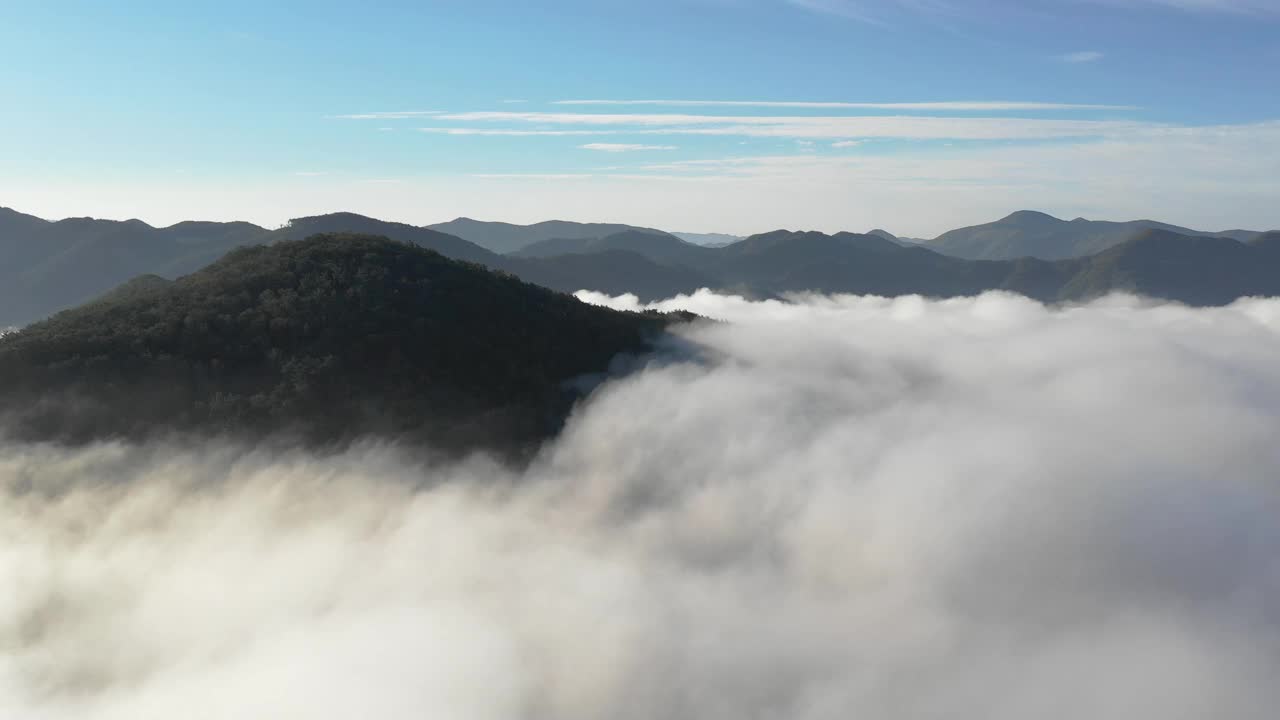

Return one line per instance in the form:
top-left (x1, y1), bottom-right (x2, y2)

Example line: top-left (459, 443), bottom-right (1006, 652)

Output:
top-left (2, 0), bottom-right (1277, 236)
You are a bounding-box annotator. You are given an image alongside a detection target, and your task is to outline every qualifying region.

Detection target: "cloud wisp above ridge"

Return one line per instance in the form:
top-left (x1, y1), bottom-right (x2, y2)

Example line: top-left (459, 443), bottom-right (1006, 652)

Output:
top-left (421, 112), bottom-right (1152, 140)
top-left (551, 100), bottom-right (1137, 111)
top-left (579, 143), bottom-right (679, 152)
top-left (4, 291), bottom-right (1280, 719)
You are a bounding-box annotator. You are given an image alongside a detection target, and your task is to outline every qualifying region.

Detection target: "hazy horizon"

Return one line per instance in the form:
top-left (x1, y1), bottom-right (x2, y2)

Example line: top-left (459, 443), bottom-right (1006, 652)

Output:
top-left (4, 203), bottom-right (1276, 242)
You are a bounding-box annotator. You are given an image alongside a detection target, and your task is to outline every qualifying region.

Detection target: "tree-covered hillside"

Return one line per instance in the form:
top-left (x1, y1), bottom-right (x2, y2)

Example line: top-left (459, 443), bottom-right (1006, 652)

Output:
top-left (0, 234), bottom-right (684, 455)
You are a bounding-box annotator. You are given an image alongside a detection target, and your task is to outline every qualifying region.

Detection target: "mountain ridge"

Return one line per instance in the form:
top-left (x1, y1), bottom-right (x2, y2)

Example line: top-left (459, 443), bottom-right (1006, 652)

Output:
top-left (4, 206), bottom-right (1280, 327)
top-left (927, 210), bottom-right (1269, 260)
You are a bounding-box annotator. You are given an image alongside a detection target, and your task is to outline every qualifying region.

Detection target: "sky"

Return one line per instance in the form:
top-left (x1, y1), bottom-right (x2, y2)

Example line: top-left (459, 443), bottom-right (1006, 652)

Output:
top-left (2, 0), bottom-right (1278, 236)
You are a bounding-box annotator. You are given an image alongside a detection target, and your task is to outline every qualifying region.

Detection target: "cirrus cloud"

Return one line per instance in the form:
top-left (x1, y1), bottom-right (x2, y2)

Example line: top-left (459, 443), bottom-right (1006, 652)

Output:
top-left (579, 143), bottom-right (680, 152)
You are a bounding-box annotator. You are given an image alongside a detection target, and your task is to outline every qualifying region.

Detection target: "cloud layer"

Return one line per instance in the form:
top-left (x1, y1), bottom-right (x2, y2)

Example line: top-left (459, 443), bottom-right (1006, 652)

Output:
top-left (4, 291), bottom-right (1280, 719)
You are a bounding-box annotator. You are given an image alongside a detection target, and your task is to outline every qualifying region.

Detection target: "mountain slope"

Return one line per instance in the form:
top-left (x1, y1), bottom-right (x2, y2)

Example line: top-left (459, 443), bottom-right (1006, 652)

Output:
top-left (271, 216), bottom-right (713, 302)
top-left (429, 217), bottom-right (668, 254)
top-left (512, 229), bottom-right (717, 267)
top-left (0, 212), bottom-right (269, 327)
top-left (672, 231), bottom-right (743, 247)
top-left (273, 213), bottom-right (497, 266)
top-left (710, 230), bottom-right (1013, 298)
top-left (1057, 229), bottom-right (1279, 305)
top-left (929, 210), bottom-right (1268, 260)
top-left (509, 249), bottom-right (717, 301)
top-left (0, 234), bottom-right (681, 453)
top-left (640, 227), bottom-right (1280, 305)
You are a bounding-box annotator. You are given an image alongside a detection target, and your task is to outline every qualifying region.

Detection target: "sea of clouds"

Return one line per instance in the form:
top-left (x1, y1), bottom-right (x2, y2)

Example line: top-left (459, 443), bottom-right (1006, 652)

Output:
top-left (4, 290), bottom-right (1280, 719)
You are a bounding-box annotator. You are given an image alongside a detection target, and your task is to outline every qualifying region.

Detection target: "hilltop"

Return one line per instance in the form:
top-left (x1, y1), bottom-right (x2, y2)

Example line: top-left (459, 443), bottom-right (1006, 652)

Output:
top-left (0, 234), bottom-right (685, 454)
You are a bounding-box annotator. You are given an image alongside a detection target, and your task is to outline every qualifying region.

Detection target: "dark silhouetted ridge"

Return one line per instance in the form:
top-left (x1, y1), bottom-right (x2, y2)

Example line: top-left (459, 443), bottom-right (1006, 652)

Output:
top-left (0, 233), bottom-right (685, 455)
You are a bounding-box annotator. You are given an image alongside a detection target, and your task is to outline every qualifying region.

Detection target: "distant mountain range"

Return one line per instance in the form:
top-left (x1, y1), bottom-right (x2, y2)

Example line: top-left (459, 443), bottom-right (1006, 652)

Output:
top-left (671, 231), bottom-right (744, 247)
top-left (927, 210), bottom-right (1268, 260)
top-left (0, 206), bottom-right (266, 328)
top-left (427, 217), bottom-right (672, 254)
top-left (3, 205), bottom-right (1278, 327)
top-left (426, 217), bottom-right (742, 253)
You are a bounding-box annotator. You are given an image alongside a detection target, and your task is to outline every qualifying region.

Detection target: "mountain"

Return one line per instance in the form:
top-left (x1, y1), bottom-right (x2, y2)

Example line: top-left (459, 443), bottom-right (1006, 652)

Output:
top-left (0, 234), bottom-right (683, 454)
top-left (274, 213), bottom-right (496, 265)
top-left (1057, 229), bottom-right (1280, 306)
top-left (928, 210), bottom-right (1270, 260)
top-left (4, 207), bottom-right (1280, 329)
top-left (428, 217), bottom-right (668, 254)
top-left (274, 217), bottom-right (714, 302)
top-left (511, 249), bottom-right (718, 301)
top-left (867, 229), bottom-right (927, 247)
top-left (0, 210), bottom-right (726, 327)
top-left (0, 208), bottom-right (268, 327)
top-left (504, 225), bottom-right (1280, 306)
top-left (706, 230), bottom-right (1016, 298)
top-left (1250, 231), bottom-right (1280, 251)
top-left (672, 231), bottom-right (744, 247)
top-left (512, 229), bottom-right (716, 267)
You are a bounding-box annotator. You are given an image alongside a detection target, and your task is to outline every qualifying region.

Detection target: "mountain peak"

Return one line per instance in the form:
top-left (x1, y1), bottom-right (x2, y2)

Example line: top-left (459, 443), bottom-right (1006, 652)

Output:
top-left (1000, 210), bottom-right (1063, 225)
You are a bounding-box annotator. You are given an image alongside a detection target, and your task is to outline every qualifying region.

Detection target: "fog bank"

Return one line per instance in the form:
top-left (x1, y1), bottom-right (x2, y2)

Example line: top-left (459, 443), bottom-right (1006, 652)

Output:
top-left (4, 291), bottom-right (1280, 719)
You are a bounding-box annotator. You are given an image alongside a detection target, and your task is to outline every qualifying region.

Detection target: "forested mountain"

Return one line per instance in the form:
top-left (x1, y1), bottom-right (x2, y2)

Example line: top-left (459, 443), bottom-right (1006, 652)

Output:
top-left (0, 234), bottom-right (684, 454)
top-left (928, 210), bottom-right (1268, 260)
top-left (427, 217), bottom-right (668, 254)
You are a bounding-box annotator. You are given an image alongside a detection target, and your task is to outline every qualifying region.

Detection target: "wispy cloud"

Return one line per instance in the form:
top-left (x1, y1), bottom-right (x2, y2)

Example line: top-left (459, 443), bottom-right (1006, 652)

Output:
top-left (1060, 51), bottom-right (1105, 63)
top-left (554, 99), bottom-right (1135, 111)
top-left (420, 128), bottom-right (617, 136)
top-left (472, 173), bottom-right (598, 179)
top-left (429, 112), bottom-right (1152, 140)
top-left (335, 111), bottom-right (442, 120)
top-left (579, 143), bottom-right (679, 152)
top-left (832, 140), bottom-right (865, 148)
